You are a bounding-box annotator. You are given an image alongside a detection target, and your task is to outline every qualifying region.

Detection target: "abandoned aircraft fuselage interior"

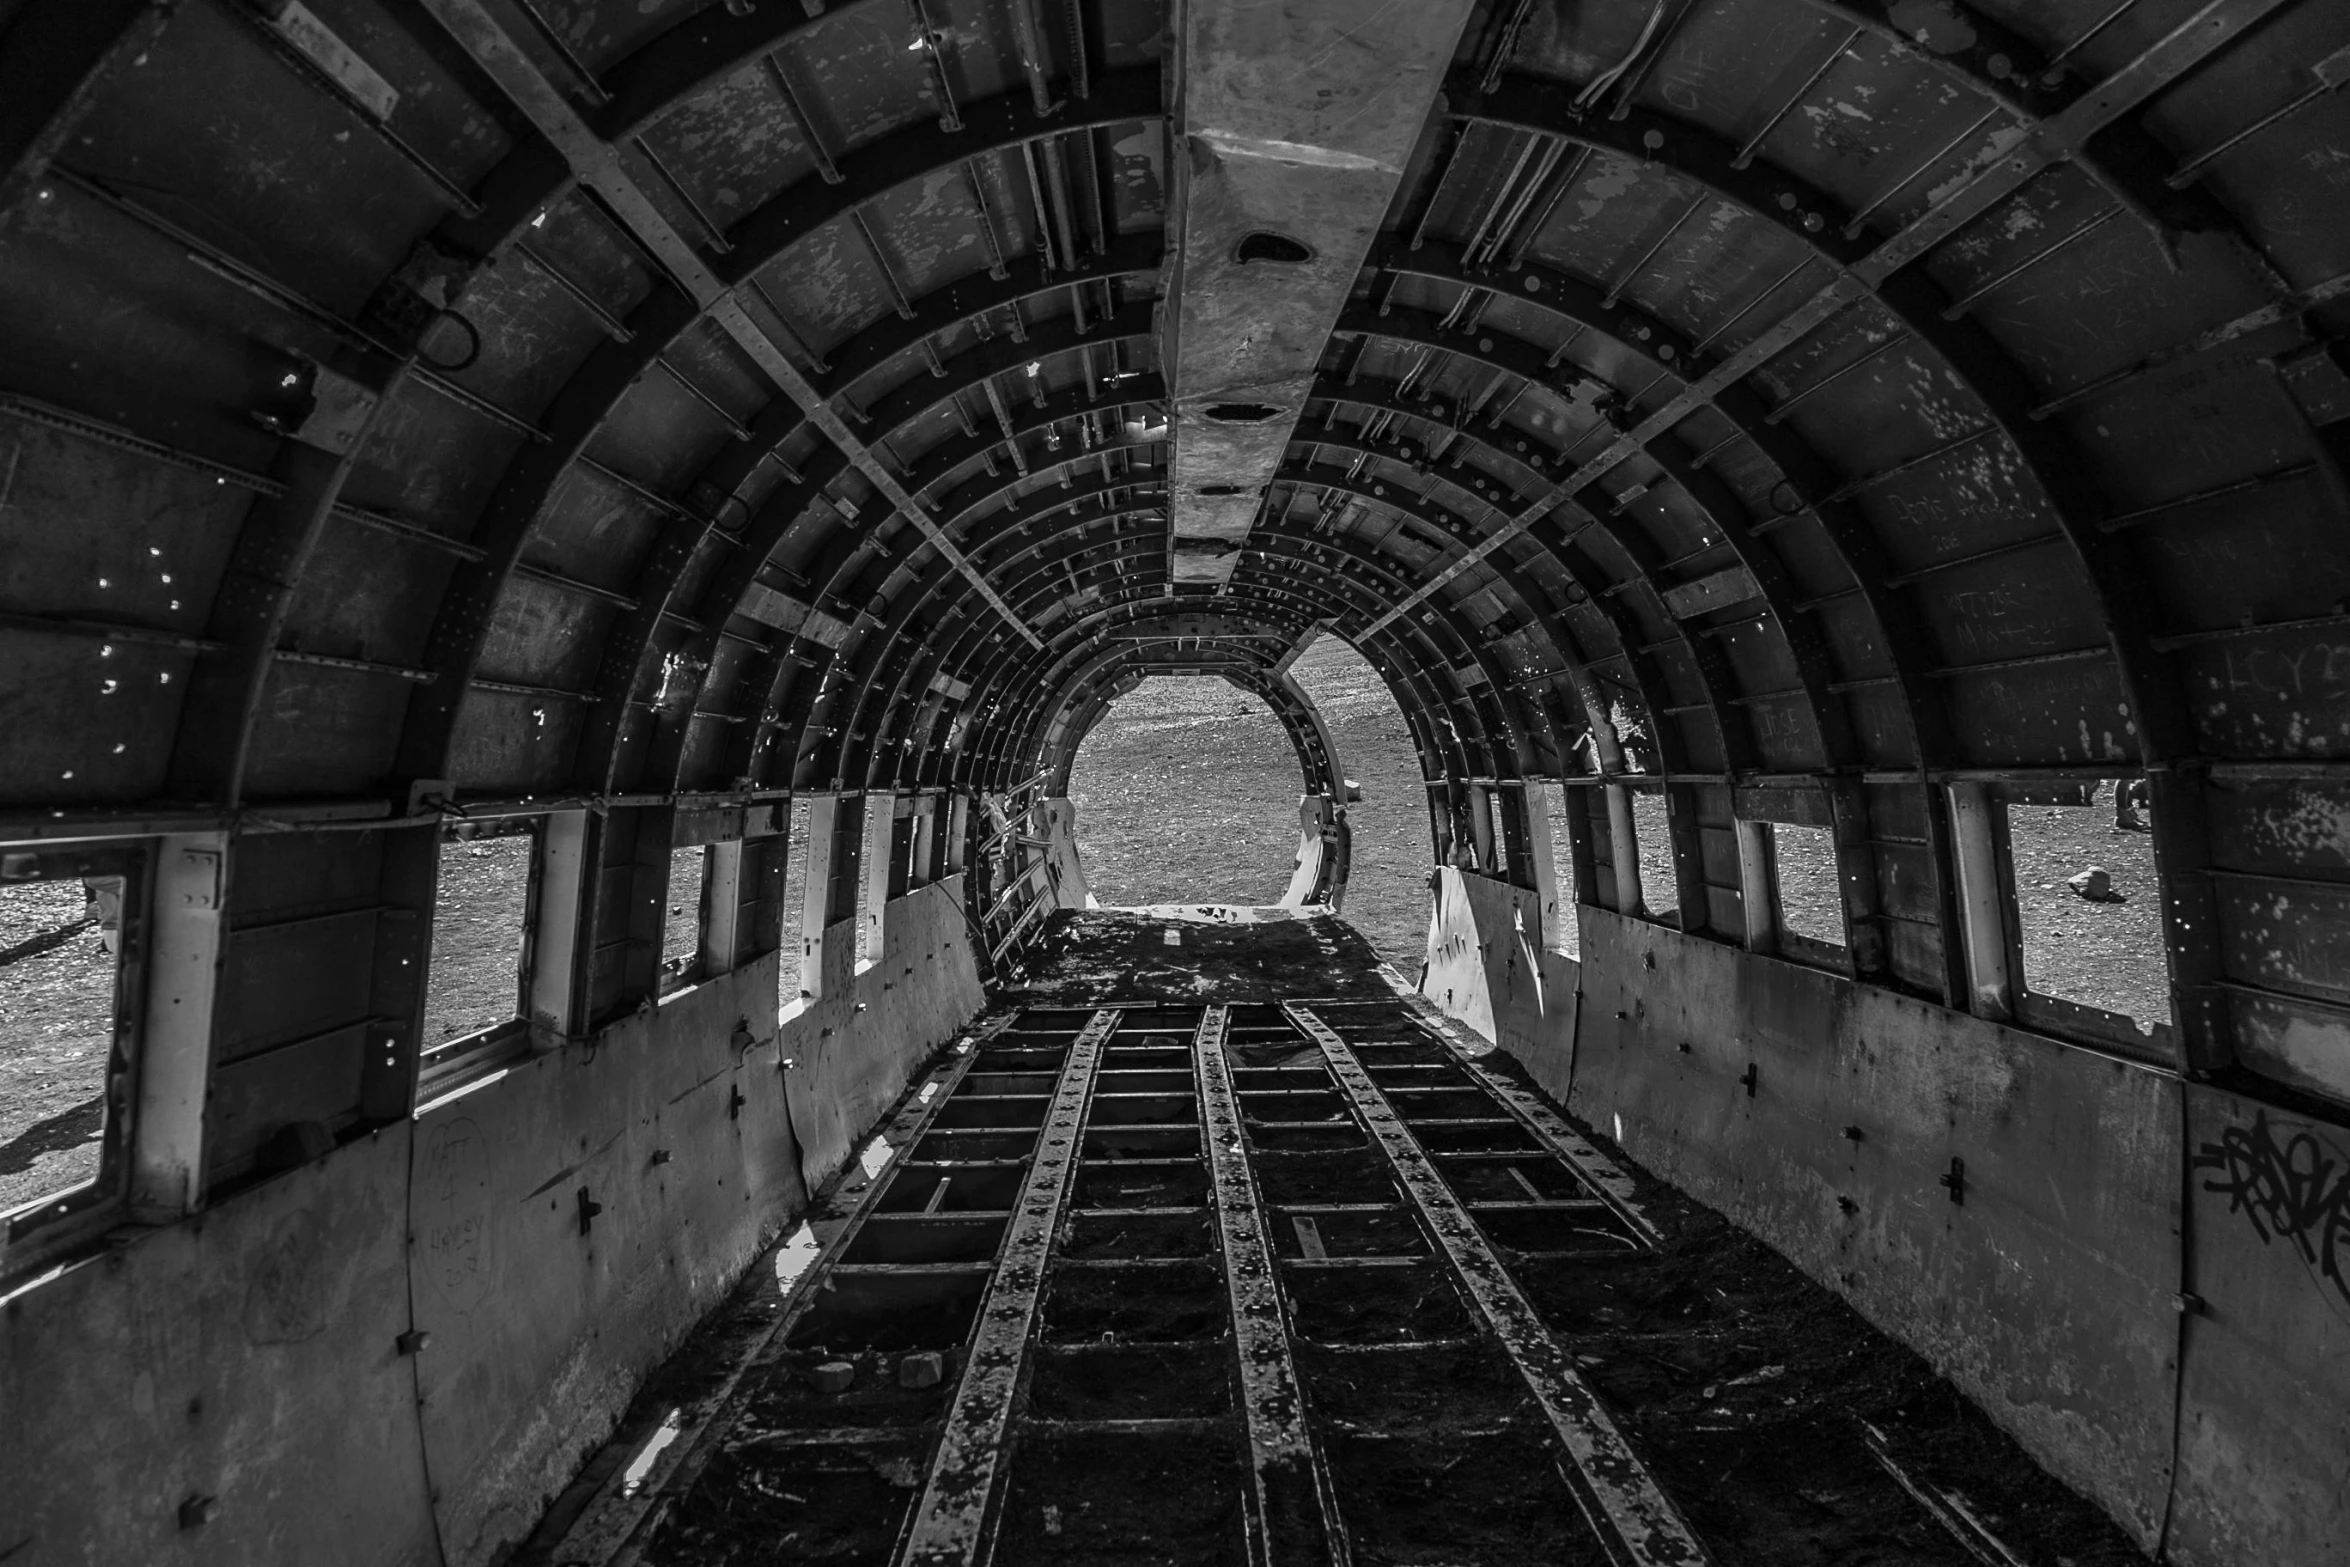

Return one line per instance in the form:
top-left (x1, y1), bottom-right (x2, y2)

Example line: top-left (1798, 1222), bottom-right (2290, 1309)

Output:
top-left (3, 0), bottom-right (2349, 1562)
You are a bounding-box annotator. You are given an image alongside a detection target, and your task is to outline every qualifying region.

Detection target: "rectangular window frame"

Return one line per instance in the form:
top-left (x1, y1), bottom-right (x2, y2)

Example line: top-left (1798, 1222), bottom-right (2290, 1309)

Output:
top-left (779, 797), bottom-right (816, 1005)
top-left (1767, 822), bottom-right (1854, 976)
top-left (661, 802), bottom-right (783, 1006)
top-left (659, 840), bottom-right (709, 999)
top-left (1, 839), bottom-right (150, 1269)
top-left (1733, 788), bottom-right (1840, 970)
top-left (854, 792), bottom-right (888, 971)
top-left (1988, 782), bottom-right (2176, 1062)
top-left (1732, 786), bottom-right (1853, 976)
top-left (1624, 781), bottom-right (1688, 929)
top-left (1528, 781), bottom-right (1581, 958)
top-left (416, 815), bottom-right (543, 1103)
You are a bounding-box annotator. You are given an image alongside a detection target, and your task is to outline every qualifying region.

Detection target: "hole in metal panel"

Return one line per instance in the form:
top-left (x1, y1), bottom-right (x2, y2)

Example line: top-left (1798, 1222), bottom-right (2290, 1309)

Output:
top-left (1234, 230), bottom-right (1314, 264)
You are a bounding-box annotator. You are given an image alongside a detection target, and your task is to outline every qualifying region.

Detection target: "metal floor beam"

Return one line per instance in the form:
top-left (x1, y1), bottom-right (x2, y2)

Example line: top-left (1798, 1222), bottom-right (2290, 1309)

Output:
top-left (898, 1007), bottom-right (1120, 1565)
top-left (1288, 1003), bottom-right (1712, 1567)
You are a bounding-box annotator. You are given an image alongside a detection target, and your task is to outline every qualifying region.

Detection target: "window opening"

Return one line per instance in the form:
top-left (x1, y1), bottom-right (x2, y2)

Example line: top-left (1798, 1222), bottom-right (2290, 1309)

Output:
top-left (780, 799), bottom-right (813, 1001)
top-left (856, 801), bottom-right (889, 965)
top-left (1771, 823), bottom-right (1847, 955)
top-left (2003, 784), bottom-right (2170, 1040)
top-left (1536, 782), bottom-right (1578, 958)
top-left (1631, 790), bottom-right (1678, 923)
top-left (894, 806), bottom-right (921, 896)
top-left (1, 849), bottom-right (136, 1233)
top-left (424, 822), bottom-right (536, 1051)
top-left (662, 845), bottom-right (706, 994)
top-left (1287, 635), bottom-right (1427, 969)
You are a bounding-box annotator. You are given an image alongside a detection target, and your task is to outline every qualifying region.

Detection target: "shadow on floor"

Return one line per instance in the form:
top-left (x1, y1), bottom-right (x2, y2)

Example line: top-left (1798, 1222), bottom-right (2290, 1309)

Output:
top-left (0, 1094), bottom-right (104, 1177)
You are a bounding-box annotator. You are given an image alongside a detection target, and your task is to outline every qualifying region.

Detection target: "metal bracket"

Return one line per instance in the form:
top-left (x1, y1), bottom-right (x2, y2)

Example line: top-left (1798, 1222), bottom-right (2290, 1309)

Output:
top-left (255, 354), bottom-right (382, 454)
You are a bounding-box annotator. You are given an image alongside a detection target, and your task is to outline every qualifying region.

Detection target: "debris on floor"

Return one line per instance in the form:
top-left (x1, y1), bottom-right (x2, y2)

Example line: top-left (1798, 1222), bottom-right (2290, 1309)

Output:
top-left (517, 915), bottom-right (2149, 1566)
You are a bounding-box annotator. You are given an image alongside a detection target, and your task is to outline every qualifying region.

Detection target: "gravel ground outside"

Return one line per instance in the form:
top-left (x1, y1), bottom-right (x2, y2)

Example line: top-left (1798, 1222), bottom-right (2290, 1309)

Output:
top-left (2008, 795), bottom-right (2169, 1030)
top-left (779, 801), bottom-right (810, 1000)
top-left (0, 880), bottom-right (115, 1214)
top-left (424, 834), bottom-right (534, 1047)
top-left (1772, 823), bottom-right (1848, 950)
top-left (1534, 782), bottom-right (1580, 957)
top-left (665, 845), bottom-right (706, 991)
top-left (1630, 792), bottom-right (1678, 923)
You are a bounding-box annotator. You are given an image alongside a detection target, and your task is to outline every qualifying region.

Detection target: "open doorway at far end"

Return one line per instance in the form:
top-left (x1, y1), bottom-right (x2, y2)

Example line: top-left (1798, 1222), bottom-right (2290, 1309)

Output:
top-left (1063, 636), bottom-right (1428, 972)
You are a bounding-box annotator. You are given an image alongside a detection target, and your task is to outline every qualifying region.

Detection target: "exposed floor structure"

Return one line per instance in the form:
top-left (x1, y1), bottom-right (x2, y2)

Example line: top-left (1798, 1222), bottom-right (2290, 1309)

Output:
top-left (521, 913), bottom-right (2145, 1567)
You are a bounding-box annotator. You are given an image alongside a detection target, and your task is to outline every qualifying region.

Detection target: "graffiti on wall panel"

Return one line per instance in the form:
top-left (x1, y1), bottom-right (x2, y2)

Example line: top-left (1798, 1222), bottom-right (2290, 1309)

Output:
top-left (2193, 1109), bottom-right (2350, 1317)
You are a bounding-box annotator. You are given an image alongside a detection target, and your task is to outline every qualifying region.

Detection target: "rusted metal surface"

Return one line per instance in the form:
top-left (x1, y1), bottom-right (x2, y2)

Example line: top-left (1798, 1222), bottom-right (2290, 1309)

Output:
top-left (1403, 1012), bottom-right (1664, 1250)
top-left (895, 1006), bottom-right (1117, 1566)
top-left (1288, 1003), bottom-right (1713, 1567)
top-left (1192, 1003), bottom-right (1347, 1565)
top-left (6, 3), bottom-right (2350, 1554)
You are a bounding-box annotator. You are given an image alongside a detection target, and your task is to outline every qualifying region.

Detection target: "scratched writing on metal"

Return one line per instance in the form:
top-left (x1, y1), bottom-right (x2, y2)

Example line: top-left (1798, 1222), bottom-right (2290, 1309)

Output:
top-left (2193, 1110), bottom-right (2350, 1314)
top-left (1751, 699), bottom-right (1805, 745)
top-left (421, 1116), bottom-right (496, 1311)
top-left (1948, 586), bottom-right (2065, 657)
top-left (2214, 643), bottom-right (2350, 701)
top-left (1882, 487), bottom-right (2008, 548)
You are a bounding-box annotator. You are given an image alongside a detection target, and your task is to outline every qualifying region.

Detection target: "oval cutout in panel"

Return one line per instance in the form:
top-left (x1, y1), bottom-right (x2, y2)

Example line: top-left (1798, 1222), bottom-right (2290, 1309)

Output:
top-left (1203, 403), bottom-right (1281, 423)
top-left (1196, 483), bottom-right (1244, 496)
top-left (1234, 230), bottom-right (1314, 265)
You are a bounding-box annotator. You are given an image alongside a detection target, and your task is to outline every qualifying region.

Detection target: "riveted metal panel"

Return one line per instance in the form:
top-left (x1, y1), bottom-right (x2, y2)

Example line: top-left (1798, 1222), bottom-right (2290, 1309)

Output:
top-left (0, 630), bottom-right (189, 803)
top-left (447, 684), bottom-right (589, 792)
top-left (242, 663), bottom-right (414, 798)
top-left (476, 572), bottom-right (620, 692)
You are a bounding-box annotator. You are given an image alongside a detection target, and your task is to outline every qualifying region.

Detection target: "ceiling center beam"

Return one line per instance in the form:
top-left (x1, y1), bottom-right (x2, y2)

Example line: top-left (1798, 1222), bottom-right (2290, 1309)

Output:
top-left (1161, 0), bottom-right (1479, 586)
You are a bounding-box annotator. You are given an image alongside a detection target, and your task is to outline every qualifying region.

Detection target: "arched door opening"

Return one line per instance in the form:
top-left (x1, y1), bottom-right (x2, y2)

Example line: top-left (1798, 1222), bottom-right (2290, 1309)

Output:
top-left (1064, 676), bottom-right (1302, 906)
